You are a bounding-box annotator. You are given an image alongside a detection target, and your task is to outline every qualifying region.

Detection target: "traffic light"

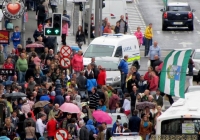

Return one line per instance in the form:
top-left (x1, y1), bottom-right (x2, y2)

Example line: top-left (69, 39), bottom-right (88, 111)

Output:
top-left (102, 0), bottom-right (105, 8)
top-left (44, 13), bottom-right (62, 36)
top-left (79, 2), bottom-right (83, 11)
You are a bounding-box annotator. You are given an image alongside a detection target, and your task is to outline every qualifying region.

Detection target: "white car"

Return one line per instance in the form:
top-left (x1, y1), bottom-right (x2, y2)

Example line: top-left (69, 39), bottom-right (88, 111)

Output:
top-left (191, 49), bottom-right (200, 76)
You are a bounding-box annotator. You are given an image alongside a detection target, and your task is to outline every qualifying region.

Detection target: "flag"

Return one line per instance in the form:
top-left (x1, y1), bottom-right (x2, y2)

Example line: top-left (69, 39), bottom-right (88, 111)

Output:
top-left (159, 49), bottom-right (192, 98)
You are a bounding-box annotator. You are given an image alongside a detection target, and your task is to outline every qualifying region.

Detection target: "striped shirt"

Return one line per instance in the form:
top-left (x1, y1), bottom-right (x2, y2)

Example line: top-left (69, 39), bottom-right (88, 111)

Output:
top-left (89, 93), bottom-right (100, 109)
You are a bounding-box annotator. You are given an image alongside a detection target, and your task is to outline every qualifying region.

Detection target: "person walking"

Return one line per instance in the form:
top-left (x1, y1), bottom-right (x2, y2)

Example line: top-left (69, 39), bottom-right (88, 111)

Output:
top-left (36, 0), bottom-right (46, 26)
top-left (46, 116), bottom-right (57, 140)
top-left (16, 53), bottom-right (28, 84)
top-left (79, 120), bottom-right (89, 140)
top-left (118, 55), bottom-right (128, 92)
top-left (134, 27), bottom-right (143, 47)
top-left (129, 110), bottom-right (141, 133)
top-left (71, 50), bottom-right (84, 76)
top-left (148, 41), bottom-right (161, 67)
top-left (76, 25), bottom-right (85, 49)
top-left (187, 58), bottom-right (194, 86)
top-left (50, 0), bottom-right (58, 13)
top-left (139, 115), bottom-right (153, 140)
top-left (11, 26), bottom-right (21, 49)
top-left (61, 20), bottom-right (68, 45)
top-left (36, 114), bottom-right (47, 139)
top-left (144, 23), bottom-right (153, 57)
top-left (25, 122), bottom-right (36, 140)
top-left (118, 15), bottom-right (128, 34)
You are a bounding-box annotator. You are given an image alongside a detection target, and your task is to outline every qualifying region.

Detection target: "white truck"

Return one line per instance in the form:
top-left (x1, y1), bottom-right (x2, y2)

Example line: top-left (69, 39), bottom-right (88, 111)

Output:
top-left (84, 0), bottom-right (128, 36)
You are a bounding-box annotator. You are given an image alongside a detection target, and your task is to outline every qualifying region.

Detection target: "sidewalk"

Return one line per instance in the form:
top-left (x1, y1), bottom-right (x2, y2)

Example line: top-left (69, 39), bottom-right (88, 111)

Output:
top-left (53, 3), bottom-right (88, 52)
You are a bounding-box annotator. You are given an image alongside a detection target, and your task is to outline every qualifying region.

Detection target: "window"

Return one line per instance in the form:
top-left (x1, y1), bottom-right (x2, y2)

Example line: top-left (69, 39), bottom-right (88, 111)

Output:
top-left (193, 52), bottom-right (200, 59)
top-left (161, 118), bottom-right (200, 135)
top-left (84, 44), bottom-right (115, 58)
top-left (95, 60), bottom-right (119, 70)
top-left (114, 46), bottom-right (122, 57)
top-left (167, 6), bottom-right (191, 11)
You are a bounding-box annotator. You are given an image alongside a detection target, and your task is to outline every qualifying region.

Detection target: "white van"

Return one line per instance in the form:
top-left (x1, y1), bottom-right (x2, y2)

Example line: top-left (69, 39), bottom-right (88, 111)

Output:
top-left (84, 0), bottom-right (128, 35)
top-left (83, 34), bottom-right (140, 68)
top-left (156, 91), bottom-right (200, 138)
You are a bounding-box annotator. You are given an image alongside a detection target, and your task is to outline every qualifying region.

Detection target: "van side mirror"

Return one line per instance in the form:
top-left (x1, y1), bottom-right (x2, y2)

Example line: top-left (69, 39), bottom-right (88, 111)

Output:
top-left (192, 9), bottom-right (195, 12)
top-left (160, 9), bottom-right (164, 12)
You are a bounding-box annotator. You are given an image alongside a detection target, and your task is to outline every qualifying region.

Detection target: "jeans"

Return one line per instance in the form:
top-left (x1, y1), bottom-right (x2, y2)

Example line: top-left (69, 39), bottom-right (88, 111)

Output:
top-left (51, 5), bottom-right (57, 13)
top-left (18, 71), bottom-right (26, 84)
top-left (145, 134), bottom-right (150, 140)
top-left (121, 73), bottom-right (127, 93)
top-left (144, 38), bottom-right (152, 56)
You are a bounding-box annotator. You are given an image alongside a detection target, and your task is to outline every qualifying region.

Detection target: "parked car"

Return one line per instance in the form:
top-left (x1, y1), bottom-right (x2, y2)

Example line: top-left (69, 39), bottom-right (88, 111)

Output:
top-left (191, 49), bottom-right (200, 77)
top-left (95, 57), bottom-right (121, 87)
top-left (107, 113), bottom-right (129, 129)
top-left (185, 85), bottom-right (200, 93)
top-left (160, 2), bottom-right (195, 31)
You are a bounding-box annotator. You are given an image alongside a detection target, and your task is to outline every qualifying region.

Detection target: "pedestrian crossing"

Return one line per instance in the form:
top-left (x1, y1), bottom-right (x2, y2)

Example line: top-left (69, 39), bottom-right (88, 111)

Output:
top-left (127, 2), bottom-right (146, 34)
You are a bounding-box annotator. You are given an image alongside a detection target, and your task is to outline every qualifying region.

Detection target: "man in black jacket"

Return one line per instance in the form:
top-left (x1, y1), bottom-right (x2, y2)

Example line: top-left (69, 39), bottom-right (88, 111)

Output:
top-left (118, 15), bottom-right (128, 34)
top-left (129, 110), bottom-right (141, 133)
top-left (102, 122), bottom-right (111, 140)
top-left (77, 71), bottom-right (87, 99)
top-left (153, 55), bottom-right (163, 71)
top-left (79, 120), bottom-right (89, 140)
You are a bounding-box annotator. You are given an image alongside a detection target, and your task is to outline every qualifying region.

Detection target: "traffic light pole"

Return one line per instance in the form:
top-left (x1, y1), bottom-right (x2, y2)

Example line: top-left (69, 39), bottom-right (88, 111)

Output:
top-left (63, 0), bottom-right (67, 11)
top-left (88, 0), bottom-right (93, 45)
top-left (95, 0), bottom-right (100, 37)
top-left (99, 0), bottom-right (102, 36)
top-left (21, 0), bottom-right (26, 48)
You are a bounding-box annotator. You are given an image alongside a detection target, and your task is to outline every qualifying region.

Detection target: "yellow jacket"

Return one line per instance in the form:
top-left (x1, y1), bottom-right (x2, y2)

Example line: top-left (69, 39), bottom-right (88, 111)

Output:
top-left (144, 26), bottom-right (153, 39)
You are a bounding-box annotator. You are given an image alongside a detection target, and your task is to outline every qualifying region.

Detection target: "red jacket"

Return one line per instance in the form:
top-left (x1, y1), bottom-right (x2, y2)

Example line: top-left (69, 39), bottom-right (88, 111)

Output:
top-left (71, 54), bottom-right (84, 71)
top-left (144, 72), bottom-right (151, 84)
top-left (149, 75), bottom-right (159, 91)
top-left (47, 119), bottom-right (57, 137)
top-left (97, 70), bottom-right (106, 86)
top-left (3, 63), bottom-right (14, 69)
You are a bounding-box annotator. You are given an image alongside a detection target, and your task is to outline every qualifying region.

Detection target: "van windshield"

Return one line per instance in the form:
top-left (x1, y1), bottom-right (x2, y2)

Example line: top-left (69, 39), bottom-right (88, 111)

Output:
top-left (161, 118), bottom-right (200, 134)
top-left (84, 44), bottom-right (115, 58)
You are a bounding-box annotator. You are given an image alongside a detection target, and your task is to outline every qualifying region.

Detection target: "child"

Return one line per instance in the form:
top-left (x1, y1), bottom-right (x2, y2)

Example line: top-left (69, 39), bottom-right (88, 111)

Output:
top-left (11, 26), bottom-right (21, 49)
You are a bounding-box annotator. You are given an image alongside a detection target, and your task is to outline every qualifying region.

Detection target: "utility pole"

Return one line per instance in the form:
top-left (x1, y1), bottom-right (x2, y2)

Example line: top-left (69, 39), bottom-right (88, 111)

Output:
top-left (99, 0), bottom-right (102, 36)
top-left (88, 0), bottom-right (93, 45)
top-left (63, 0), bottom-right (67, 11)
top-left (94, 0), bottom-right (99, 37)
top-left (82, 2), bottom-right (85, 31)
top-left (21, 2), bottom-right (25, 48)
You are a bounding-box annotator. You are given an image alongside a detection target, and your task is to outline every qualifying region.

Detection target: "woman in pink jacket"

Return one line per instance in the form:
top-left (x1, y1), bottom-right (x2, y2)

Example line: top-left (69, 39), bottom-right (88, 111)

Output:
top-left (71, 50), bottom-right (84, 76)
top-left (62, 20), bottom-right (69, 45)
top-left (134, 26), bottom-right (143, 47)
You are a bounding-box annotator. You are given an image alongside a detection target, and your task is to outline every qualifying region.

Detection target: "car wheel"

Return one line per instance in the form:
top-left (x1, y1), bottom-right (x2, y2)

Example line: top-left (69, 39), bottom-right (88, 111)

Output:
top-left (188, 25), bottom-right (194, 31)
top-left (162, 24), bottom-right (167, 31)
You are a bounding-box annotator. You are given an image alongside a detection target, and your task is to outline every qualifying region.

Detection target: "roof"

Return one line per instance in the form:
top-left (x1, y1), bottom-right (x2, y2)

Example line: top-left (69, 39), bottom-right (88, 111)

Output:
top-left (158, 91), bottom-right (200, 121)
top-left (167, 2), bottom-right (189, 6)
top-left (95, 57), bottom-right (120, 62)
top-left (90, 34), bottom-right (137, 46)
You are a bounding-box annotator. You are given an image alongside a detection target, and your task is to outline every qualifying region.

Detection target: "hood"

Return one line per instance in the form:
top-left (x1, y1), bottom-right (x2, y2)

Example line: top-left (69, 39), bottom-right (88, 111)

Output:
top-left (106, 71), bottom-right (120, 82)
top-left (87, 119), bottom-right (94, 125)
top-left (83, 57), bottom-right (91, 66)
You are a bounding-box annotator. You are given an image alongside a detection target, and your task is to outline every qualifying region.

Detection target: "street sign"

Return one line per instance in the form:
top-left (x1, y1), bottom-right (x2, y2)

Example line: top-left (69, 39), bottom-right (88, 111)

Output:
top-left (60, 45), bottom-right (72, 57)
top-left (0, 69), bottom-right (15, 76)
top-left (60, 57), bottom-right (71, 68)
top-left (55, 129), bottom-right (68, 140)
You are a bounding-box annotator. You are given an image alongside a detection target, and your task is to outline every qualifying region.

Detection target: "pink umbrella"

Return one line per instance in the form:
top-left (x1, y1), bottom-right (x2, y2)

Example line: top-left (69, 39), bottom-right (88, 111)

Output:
top-left (59, 103), bottom-right (81, 113)
top-left (26, 43), bottom-right (44, 48)
top-left (92, 110), bottom-right (112, 124)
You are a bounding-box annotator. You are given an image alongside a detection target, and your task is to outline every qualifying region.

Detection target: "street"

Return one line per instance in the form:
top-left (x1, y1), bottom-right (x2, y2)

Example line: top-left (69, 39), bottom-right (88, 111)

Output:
top-left (138, 0), bottom-right (200, 49)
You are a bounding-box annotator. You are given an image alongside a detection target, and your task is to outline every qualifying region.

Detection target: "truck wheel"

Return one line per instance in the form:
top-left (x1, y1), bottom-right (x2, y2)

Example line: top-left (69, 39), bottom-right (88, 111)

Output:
top-left (188, 25), bottom-right (194, 31)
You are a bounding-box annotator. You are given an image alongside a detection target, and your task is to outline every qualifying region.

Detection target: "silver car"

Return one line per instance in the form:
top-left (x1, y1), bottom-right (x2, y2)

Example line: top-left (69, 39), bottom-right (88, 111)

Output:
top-left (191, 49), bottom-right (200, 76)
top-left (95, 57), bottom-right (121, 87)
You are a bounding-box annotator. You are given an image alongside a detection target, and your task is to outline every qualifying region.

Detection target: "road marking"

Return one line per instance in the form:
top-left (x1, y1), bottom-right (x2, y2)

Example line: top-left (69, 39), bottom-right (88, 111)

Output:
top-left (156, 31), bottom-right (160, 34)
top-left (136, 0), bottom-right (139, 4)
top-left (171, 31), bottom-right (175, 34)
top-left (197, 20), bottom-right (200, 22)
top-left (179, 42), bottom-right (193, 48)
top-left (195, 16), bottom-right (198, 19)
top-left (197, 31), bottom-right (200, 34)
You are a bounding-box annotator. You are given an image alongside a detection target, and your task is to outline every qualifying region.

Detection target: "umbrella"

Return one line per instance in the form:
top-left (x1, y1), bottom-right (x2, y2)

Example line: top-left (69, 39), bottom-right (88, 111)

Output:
top-left (26, 43), bottom-right (44, 48)
top-left (92, 110), bottom-right (112, 124)
top-left (45, 16), bottom-right (70, 23)
top-left (136, 101), bottom-right (156, 110)
top-left (34, 101), bottom-right (50, 108)
top-left (4, 92), bottom-right (27, 98)
top-left (59, 103), bottom-right (81, 113)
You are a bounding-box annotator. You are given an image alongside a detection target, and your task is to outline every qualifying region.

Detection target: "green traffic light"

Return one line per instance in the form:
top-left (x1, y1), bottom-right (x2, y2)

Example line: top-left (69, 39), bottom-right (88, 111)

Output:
top-left (55, 29), bottom-right (59, 34)
top-left (47, 29), bottom-right (51, 34)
